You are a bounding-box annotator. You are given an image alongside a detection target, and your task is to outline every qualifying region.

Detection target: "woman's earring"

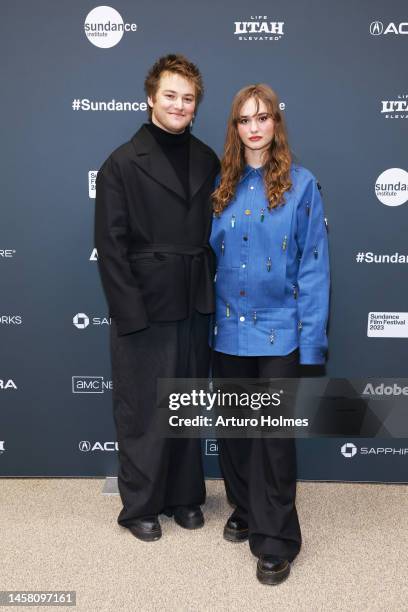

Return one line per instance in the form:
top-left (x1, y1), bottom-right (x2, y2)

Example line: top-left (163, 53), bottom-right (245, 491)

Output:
top-left (190, 114), bottom-right (195, 129)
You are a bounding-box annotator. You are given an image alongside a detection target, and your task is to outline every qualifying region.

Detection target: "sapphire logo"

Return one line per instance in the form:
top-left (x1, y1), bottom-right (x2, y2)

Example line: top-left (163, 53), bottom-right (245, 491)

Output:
top-left (73, 313), bottom-right (90, 329)
top-left (0, 249), bottom-right (16, 258)
top-left (341, 442), bottom-right (357, 458)
top-left (90, 248), bottom-right (98, 261)
top-left (73, 313), bottom-right (111, 328)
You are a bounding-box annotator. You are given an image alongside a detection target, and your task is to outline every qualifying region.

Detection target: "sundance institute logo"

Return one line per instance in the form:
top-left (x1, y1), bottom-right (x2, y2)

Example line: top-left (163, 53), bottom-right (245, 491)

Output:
top-left (375, 168), bottom-right (408, 207)
top-left (84, 6), bottom-right (138, 48)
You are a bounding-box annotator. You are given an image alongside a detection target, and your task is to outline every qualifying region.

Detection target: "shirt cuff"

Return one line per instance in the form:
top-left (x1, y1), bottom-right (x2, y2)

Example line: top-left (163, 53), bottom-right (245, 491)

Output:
top-left (299, 345), bottom-right (326, 365)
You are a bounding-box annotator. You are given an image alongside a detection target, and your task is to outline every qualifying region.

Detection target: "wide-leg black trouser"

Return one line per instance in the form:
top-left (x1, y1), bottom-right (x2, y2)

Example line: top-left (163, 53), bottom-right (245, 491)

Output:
top-left (213, 348), bottom-right (302, 562)
top-left (110, 312), bottom-right (210, 527)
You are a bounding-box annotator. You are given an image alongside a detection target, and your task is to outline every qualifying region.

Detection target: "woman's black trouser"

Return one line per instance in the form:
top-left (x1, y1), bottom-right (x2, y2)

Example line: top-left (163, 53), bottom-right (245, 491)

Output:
top-left (213, 348), bottom-right (302, 562)
top-left (110, 312), bottom-right (209, 527)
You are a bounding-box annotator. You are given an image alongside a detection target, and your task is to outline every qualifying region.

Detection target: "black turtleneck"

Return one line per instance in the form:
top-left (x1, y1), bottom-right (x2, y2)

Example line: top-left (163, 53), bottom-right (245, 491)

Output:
top-left (145, 121), bottom-right (191, 201)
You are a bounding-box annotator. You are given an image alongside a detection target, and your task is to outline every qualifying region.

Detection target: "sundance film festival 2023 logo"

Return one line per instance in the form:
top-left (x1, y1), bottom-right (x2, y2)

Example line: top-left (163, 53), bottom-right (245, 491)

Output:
top-left (381, 94), bottom-right (408, 119)
top-left (84, 6), bottom-right (137, 48)
top-left (367, 312), bottom-right (408, 338)
top-left (89, 171), bottom-right (98, 198)
top-left (375, 168), bottom-right (408, 206)
top-left (234, 16), bottom-right (284, 41)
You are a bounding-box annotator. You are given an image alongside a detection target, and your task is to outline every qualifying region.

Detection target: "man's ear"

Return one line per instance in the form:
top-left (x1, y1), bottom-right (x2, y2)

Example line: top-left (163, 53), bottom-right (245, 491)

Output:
top-left (147, 96), bottom-right (154, 109)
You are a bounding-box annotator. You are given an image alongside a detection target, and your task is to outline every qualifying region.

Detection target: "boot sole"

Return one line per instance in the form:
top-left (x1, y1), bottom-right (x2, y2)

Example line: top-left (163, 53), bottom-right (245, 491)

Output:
top-left (223, 526), bottom-right (249, 542)
top-left (256, 561), bottom-right (290, 585)
top-left (174, 515), bottom-right (204, 529)
top-left (129, 526), bottom-right (162, 542)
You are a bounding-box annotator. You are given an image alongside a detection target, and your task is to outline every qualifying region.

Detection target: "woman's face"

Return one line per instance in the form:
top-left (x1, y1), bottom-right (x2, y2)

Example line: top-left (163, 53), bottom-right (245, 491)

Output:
top-left (236, 97), bottom-right (275, 153)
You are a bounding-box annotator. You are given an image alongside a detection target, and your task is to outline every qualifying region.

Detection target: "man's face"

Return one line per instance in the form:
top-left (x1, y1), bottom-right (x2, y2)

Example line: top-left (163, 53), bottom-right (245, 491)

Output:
top-left (237, 97), bottom-right (275, 153)
top-left (148, 71), bottom-right (196, 133)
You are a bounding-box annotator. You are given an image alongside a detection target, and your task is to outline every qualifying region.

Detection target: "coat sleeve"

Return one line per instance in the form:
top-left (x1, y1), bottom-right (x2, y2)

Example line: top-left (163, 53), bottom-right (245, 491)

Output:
top-left (94, 155), bottom-right (149, 335)
top-left (295, 175), bottom-right (330, 364)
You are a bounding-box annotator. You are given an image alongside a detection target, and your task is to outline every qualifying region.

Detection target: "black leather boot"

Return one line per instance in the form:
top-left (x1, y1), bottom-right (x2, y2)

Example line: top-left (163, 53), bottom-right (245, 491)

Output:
top-left (128, 516), bottom-right (162, 542)
top-left (223, 513), bottom-right (249, 542)
top-left (165, 505), bottom-right (204, 529)
top-left (256, 556), bottom-right (290, 585)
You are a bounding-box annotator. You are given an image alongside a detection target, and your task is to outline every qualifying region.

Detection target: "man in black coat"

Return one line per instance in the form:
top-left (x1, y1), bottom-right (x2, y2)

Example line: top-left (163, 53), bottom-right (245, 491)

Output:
top-left (95, 54), bottom-right (219, 541)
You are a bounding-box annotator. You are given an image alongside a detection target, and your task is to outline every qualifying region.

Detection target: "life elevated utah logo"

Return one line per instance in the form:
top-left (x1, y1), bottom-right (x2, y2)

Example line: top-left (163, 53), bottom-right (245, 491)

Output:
top-left (381, 94), bottom-right (408, 120)
top-left (234, 16), bottom-right (284, 41)
top-left (375, 168), bottom-right (408, 207)
top-left (84, 6), bottom-right (138, 48)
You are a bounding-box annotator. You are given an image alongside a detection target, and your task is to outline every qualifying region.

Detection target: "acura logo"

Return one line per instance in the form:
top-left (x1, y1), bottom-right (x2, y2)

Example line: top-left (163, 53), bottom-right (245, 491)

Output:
top-left (79, 441), bottom-right (91, 452)
top-left (370, 21), bottom-right (383, 35)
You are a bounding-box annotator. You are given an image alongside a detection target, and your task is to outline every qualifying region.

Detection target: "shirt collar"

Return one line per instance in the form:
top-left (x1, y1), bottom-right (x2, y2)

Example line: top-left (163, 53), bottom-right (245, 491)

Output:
top-left (240, 164), bottom-right (264, 183)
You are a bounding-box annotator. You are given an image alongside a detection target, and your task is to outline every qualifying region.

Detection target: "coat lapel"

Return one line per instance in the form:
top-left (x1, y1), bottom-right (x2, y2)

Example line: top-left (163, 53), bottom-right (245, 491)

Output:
top-left (130, 125), bottom-right (186, 200)
top-left (189, 136), bottom-right (215, 201)
top-left (130, 125), bottom-right (215, 203)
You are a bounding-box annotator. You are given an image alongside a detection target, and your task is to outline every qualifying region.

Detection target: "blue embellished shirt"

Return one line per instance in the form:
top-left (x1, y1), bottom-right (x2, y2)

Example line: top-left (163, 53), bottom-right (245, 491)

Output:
top-left (209, 163), bottom-right (330, 364)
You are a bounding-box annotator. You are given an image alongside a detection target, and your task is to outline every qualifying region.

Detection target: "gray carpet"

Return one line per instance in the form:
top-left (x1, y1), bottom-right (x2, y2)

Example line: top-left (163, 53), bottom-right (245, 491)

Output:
top-left (1, 479), bottom-right (407, 611)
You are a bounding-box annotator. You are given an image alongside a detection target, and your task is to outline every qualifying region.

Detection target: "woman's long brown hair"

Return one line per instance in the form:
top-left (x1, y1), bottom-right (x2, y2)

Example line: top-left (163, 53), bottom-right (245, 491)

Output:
top-left (212, 84), bottom-right (292, 214)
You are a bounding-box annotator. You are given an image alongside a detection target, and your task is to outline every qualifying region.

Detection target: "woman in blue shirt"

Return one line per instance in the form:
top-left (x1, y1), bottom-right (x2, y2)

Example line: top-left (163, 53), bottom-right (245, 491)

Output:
top-left (210, 84), bottom-right (330, 585)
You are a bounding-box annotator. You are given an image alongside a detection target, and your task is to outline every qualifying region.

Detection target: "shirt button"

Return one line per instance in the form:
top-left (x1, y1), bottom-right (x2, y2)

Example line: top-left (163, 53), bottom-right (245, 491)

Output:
top-left (241, 263), bottom-right (246, 268)
top-left (243, 236), bottom-right (248, 241)
top-left (239, 290), bottom-right (245, 296)
top-left (239, 316), bottom-right (245, 322)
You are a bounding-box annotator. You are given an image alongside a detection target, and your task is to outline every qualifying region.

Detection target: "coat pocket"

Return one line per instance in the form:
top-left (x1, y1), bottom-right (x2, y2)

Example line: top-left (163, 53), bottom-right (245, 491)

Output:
top-left (129, 254), bottom-right (188, 321)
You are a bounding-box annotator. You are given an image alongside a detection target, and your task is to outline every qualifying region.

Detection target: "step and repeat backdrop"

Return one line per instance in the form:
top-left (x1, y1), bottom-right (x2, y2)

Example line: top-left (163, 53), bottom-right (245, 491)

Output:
top-left (1, 0), bottom-right (407, 481)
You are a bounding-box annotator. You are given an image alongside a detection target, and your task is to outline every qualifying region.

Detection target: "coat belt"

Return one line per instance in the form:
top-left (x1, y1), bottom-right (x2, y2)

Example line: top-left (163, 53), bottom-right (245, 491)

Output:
top-left (127, 243), bottom-right (215, 315)
top-left (128, 243), bottom-right (210, 259)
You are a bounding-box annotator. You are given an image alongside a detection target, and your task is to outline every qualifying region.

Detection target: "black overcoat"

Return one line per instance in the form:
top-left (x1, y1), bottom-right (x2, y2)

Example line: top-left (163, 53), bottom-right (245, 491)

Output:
top-left (95, 124), bottom-right (220, 335)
